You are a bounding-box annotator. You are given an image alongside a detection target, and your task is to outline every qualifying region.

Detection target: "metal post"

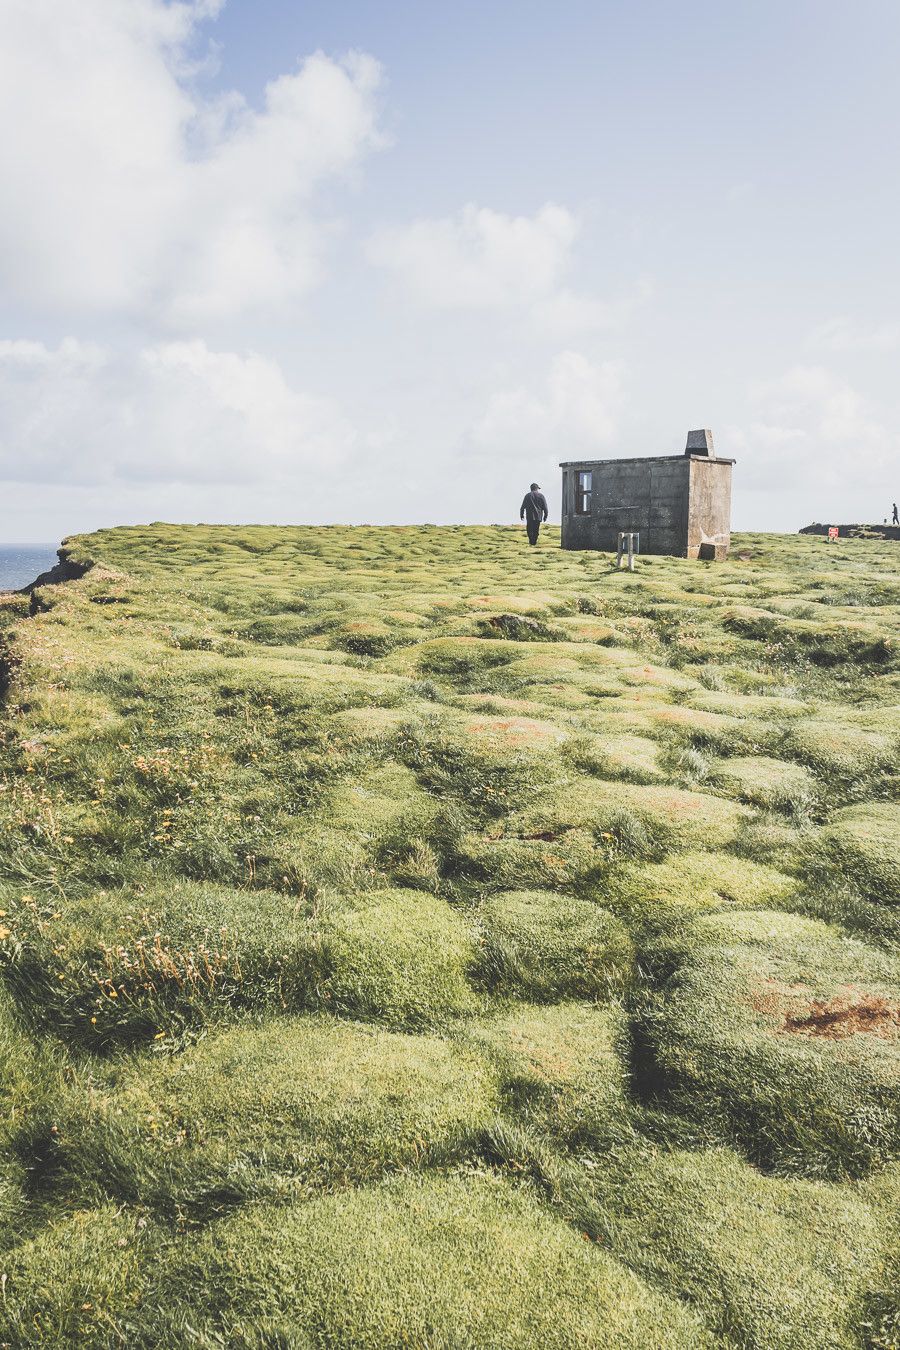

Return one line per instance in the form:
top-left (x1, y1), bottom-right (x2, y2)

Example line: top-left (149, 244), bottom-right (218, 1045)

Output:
top-left (617, 532), bottom-right (639, 570)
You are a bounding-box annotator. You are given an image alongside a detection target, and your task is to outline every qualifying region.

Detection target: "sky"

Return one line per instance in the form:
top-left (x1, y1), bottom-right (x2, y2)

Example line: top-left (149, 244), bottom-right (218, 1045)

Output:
top-left (1, 0), bottom-right (898, 541)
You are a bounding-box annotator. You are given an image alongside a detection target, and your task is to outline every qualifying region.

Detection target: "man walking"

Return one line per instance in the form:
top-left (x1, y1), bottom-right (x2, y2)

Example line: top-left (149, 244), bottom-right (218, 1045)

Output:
top-left (520, 482), bottom-right (549, 546)
top-left (893, 502), bottom-right (899, 525)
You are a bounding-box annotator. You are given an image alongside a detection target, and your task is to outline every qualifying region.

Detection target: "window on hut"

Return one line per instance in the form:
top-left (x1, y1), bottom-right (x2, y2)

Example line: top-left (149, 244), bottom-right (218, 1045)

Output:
top-left (575, 469), bottom-right (592, 515)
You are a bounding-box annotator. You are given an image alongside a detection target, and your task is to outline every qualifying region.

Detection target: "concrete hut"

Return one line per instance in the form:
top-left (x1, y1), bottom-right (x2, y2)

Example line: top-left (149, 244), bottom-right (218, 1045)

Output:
top-left (559, 429), bottom-right (735, 560)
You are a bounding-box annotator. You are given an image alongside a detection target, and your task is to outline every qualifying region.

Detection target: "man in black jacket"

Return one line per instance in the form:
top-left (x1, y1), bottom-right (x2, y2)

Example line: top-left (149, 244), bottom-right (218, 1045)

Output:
top-left (520, 482), bottom-right (549, 545)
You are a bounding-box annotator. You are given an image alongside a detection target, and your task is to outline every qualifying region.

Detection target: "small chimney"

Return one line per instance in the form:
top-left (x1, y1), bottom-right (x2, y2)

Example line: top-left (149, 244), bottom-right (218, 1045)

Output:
top-left (685, 429), bottom-right (715, 458)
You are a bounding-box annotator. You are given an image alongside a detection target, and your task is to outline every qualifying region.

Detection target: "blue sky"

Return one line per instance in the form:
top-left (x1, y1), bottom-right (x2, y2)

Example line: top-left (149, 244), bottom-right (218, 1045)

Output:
top-left (0, 0), bottom-right (897, 539)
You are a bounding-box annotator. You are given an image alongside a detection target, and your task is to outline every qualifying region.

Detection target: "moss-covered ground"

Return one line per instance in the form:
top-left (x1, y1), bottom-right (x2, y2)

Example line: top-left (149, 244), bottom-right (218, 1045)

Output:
top-left (0, 523), bottom-right (898, 1347)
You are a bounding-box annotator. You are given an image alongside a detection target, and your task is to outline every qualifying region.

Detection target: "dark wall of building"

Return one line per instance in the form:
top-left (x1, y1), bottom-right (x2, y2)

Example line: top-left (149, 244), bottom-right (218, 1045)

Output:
top-left (560, 455), bottom-right (733, 558)
top-left (560, 456), bottom-right (690, 555)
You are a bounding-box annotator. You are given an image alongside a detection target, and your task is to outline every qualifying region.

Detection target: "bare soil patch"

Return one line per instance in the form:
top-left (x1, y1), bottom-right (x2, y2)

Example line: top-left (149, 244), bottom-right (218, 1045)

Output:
top-left (752, 980), bottom-right (900, 1040)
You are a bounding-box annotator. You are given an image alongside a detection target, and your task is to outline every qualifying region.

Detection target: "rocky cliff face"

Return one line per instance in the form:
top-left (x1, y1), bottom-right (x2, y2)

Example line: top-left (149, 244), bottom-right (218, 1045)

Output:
top-left (20, 545), bottom-right (90, 594)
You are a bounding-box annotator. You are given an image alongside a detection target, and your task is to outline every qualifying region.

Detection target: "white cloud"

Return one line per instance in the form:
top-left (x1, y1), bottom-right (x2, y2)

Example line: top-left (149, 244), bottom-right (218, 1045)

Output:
top-left (751, 366), bottom-right (884, 447)
top-left (728, 364), bottom-right (892, 495)
top-left (368, 203), bottom-right (649, 338)
top-left (531, 277), bottom-right (654, 339)
top-left (0, 0), bottom-right (384, 324)
top-left (808, 317), bottom-right (900, 353)
top-left (0, 338), bottom-right (355, 484)
top-left (470, 351), bottom-right (626, 458)
top-left (368, 203), bottom-right (580, 308)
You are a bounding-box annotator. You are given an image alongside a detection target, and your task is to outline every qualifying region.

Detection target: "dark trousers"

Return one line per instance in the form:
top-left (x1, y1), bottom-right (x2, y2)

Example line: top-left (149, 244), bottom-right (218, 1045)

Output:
top-left (526, 518), bottom-right (541, 545)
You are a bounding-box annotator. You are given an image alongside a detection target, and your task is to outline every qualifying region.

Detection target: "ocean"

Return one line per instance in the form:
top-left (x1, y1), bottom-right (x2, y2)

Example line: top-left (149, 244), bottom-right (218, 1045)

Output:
top-left (0, 544), bottom-right (59, 592)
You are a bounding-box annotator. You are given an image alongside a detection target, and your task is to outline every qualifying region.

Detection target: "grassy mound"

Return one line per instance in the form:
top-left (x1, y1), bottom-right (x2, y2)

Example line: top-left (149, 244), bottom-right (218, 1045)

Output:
top-left (723, 608), bottom-right (894, 668)
top-left (583, 1145), bottom-right (883, 1350)
top-left (457, 822), bottom-right (602, 894)
top-left (709, 754), bottom-right (817, 811)
top-left (141, 1173), bottom-right (710, 1347)
top-left (643, 910), bottom-right (900, 1176)
top-left (476, 890), bottom-right (632, 1000)
top-left (52, 1015), bottom-right (499, 1213)
top-left (318, 763), bottom-right (444, 890)
top-left (813, 802), bottom-right (900, 904)
top-left (0, 1206), bottom-right (161, 1348)
top-left (471, 1001), bottom-right (628, 1143)
top-left (1, 882), bottom-right (482, 1042)
top-left (512, 779), bottom-right (748, 858)
top-left (321, 763), bottom-right (439, 849)
top-left (785, 717), bottom-right (897, 778)
top-left (614, 849), bottom-right (798, 924)
top-left (577, 732), bottom-right (668, 783)
top-left (319, 889), bottom-right (477, 1028)
top-left (689, 690), bottom-right (810, 720)
top-left (0, 882), bottom-right (322, 1048)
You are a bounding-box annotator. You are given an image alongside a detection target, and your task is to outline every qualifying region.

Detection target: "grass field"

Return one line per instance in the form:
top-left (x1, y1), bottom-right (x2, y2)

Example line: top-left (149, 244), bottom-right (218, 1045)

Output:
top-left (0, 522), bottom-right (898, 1347)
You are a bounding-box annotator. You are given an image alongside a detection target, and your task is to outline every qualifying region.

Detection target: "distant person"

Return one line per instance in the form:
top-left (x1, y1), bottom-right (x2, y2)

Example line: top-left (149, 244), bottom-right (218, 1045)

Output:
top-left (520, 482), bottom-right (549, 546)
top-left (893, 502), bottom-right (899, 525)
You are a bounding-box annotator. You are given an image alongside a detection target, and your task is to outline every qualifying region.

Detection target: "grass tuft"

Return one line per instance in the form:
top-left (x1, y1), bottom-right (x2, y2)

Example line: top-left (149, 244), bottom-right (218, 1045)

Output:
top-left (47, 1015), bottom-right (499, 1216)
top-left (139, 1172), bottom-right (711, 1347)
top-left (475, 890), bottom-right (633, 1000)
top-left (640, 909), bottom-right (900, 1177)
top-left (318, 888), bottom-right (478, 1028)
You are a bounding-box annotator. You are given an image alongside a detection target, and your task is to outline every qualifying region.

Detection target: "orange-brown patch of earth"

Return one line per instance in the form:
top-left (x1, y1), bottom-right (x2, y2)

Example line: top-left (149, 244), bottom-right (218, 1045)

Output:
top-left (752, 980), bottom-right (900, 1040)
top-left (463, 716), bottom-right (565, 748)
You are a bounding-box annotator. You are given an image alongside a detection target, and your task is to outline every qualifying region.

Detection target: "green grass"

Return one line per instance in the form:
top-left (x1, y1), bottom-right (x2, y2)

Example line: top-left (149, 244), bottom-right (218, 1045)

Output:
top-left (137, 1172), bottom-right (711, 1347)
top-left (470, 1000), bottom-right (629, 1143)
top-left (813, 802), bottom-right (900, 905)
top-left (0, 1206), bottom-right (163, 1348)
top-left (575, 1144), bottom-right (888, 1349)
top-left (709, 753), bottom-right (818, 812)
top-left (48, 1015), bottom-right (500, 1216)
top-left (0, 523), bottom-right (898, 1345)
top-left (0, 880), bottom-right (323, 1048)
top-left (510, 777), bottom-right (751, 859)
top-left (613, 849), bottom-right (799, 927)
top-left (786, 716), bottom-right (898, 780)
top-left (318, 888), bottom-right (478, 1027)
top-left (475, 889), bottom-right (632, 1000)
top-left (641, 909), bottom-right (900, 1177)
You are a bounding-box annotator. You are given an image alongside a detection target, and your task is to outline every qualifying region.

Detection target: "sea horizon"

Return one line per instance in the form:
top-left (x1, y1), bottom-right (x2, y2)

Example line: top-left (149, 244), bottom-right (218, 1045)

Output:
top-left (0, 543), bottom-right (59, 592)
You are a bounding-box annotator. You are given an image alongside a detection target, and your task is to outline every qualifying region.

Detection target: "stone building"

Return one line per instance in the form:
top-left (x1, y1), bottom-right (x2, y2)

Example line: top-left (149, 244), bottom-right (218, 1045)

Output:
top-left (559, 429), bottom-right (735, 559)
